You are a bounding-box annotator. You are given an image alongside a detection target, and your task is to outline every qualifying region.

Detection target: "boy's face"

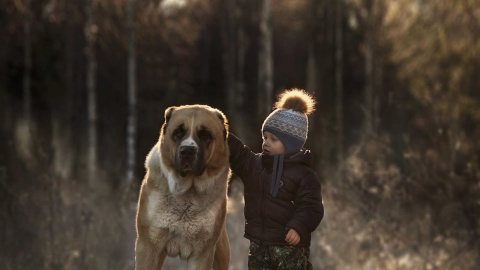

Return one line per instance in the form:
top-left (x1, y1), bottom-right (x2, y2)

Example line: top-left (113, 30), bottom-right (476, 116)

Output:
top-left (262, 131), bottom-right (286, 155)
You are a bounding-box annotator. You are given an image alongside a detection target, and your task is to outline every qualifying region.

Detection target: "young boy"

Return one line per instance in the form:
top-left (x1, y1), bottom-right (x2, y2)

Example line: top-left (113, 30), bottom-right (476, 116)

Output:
top-left (228, 89), bottom-right (324, 269)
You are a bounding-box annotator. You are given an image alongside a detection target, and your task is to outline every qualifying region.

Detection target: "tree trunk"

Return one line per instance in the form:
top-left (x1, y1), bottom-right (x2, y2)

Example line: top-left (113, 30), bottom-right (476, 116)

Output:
top-left (257, 0), bottom-right (273, 122)
top-left (235, 1), bottom-right (248, 139)
top-left (306, 41), bottom-right (318, 155)
top-left (306, 0), bottom-right (318, 95)
top-left (223, 0), bottom-right (236, 120)
top-left (65, 1), bottom-right (75, 174)
top-left (1, 25), bottom-right (10, 130)
top-left (364, 0), bottom-right (374, 135)
top-left (86, 0), bottom-right (97, 179)
top-left (306, 0), bottom-right (326, 171)
top-left (306, 43), bottom-right (317, 95)
top-left (53, 0), bottom-right (74, 179)
top-left (126, 0), bottom-right (136, 185)
top-left (335, 0), bottom-right (344, 180)
top-left (125, 2), bottom-right (138, 264)
top-left (237, 28), bottom-right (245, 108)
top-left (23, 0), bottom-right (32, 132)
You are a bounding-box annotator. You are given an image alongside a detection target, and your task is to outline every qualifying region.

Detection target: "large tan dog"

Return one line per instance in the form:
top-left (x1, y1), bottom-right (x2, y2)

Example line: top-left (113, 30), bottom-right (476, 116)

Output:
top-left (135, 105), bottom-right (231, 270)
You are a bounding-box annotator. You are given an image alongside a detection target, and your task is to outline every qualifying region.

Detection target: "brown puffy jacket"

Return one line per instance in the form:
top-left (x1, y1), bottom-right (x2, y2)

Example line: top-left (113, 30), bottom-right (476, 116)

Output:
top-left (228, 133), bottom-right (324, 247)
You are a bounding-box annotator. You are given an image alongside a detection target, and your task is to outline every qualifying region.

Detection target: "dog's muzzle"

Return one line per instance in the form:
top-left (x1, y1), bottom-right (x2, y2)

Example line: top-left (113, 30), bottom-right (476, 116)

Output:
top-left (175, 145), bottom-right (205, 177)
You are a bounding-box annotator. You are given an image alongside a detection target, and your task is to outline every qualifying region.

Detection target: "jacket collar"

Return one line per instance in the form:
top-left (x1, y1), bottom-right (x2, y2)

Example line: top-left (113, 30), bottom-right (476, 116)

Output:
top-left (261, 148), bottom-right (313, 169)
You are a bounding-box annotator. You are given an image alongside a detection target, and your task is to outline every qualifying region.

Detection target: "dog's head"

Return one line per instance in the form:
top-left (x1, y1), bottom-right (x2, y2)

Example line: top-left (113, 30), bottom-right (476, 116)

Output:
top-left (159, 105), bottom-right (229, 178)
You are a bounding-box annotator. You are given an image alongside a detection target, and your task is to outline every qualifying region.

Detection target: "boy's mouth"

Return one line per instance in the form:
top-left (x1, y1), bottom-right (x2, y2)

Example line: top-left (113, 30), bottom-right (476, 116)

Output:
top-left (263, 149), bottom-right (271, 155)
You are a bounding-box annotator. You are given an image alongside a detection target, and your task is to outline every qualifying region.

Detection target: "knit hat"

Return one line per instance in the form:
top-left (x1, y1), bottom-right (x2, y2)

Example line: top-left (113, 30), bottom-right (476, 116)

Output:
top-left (262, 89), bottom-right (315, 154)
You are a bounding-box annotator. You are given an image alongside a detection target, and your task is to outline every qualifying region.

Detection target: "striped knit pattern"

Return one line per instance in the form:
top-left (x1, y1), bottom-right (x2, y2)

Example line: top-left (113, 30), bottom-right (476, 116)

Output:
top-left (262, 109), bottom-right (308, 154)
top-left (264, 110), bottom-right (307, 140)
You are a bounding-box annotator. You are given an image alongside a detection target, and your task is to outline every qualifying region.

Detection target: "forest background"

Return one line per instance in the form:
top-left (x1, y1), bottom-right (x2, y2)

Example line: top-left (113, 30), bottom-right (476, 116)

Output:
top-left (1, 0), bottom-right (480, 269)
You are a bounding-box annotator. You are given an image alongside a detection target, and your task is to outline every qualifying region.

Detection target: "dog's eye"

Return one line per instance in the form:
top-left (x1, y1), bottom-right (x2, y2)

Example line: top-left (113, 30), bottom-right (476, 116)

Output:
top-left (198, 129), bottom-right (213, 143)
top-left (172, 126), bottom-right (186, 141)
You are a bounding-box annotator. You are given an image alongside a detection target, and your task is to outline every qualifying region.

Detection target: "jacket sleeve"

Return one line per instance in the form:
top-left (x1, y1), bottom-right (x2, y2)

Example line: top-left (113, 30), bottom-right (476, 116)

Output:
top-left (286, 173), bottom-right (324, 238)
top-left (228, 133), bottom-right (257, 182)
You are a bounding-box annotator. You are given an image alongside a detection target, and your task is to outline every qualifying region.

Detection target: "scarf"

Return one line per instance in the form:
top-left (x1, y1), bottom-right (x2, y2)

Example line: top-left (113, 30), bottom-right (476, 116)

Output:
top-left (269, 154), bottom-right (284, 198)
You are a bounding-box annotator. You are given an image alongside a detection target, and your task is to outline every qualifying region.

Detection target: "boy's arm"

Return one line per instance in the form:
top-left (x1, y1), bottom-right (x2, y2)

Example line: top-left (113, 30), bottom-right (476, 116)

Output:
top-left (286, 173), bottom-right (324, 239)
top-left (228, 133), bottom-right (257, 180)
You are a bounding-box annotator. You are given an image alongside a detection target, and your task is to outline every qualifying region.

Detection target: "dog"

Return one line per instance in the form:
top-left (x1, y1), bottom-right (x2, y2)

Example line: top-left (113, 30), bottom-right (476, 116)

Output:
top-left (135, 105), bottom-right (231, 270)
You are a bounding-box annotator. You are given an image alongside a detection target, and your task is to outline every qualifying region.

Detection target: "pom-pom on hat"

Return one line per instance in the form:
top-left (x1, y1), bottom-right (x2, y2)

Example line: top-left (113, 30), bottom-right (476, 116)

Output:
top-left (262, 88), bottom-right (316, 154)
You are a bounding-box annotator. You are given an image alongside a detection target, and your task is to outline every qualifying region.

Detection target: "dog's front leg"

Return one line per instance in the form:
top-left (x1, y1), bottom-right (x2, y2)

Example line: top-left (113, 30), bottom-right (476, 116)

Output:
top-left (135, 234), bottom-right (165, 270)
top-left (187, 248), bottom-right (215, 270)
top-left (213, 224), bottom-right (230, 270)
top-left (155, 250), bottom-right (167, 270)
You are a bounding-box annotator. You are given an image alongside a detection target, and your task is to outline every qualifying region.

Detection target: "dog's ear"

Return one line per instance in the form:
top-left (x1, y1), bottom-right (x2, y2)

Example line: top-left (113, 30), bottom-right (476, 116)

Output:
top-left (162, 107), bottom-right (176, 135)
top-left (216, 111), bottom-right (229, 140)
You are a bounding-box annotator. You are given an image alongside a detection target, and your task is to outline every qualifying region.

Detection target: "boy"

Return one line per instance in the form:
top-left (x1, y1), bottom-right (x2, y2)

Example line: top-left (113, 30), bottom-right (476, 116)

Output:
top-left (228, 89), bottom-right (324, 269)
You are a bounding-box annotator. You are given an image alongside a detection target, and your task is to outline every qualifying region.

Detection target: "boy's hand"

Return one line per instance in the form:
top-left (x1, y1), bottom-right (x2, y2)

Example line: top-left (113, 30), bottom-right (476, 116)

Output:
top-left (285, 228), bottom-right (300, 245)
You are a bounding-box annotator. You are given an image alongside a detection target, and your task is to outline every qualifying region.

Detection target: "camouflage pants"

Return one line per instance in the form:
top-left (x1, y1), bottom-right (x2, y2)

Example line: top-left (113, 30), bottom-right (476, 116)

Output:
top-left (248, 242), bottom-right (313, 270)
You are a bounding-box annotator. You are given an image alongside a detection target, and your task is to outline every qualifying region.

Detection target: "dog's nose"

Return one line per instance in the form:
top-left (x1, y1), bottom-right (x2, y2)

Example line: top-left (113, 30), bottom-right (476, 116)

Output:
top-left (179, 146), bottom-right (196, 158)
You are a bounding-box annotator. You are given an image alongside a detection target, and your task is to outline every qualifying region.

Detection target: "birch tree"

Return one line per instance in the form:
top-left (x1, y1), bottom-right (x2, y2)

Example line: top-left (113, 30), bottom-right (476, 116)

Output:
top-left (126, 0), bottom-right (136, 185)
top-left (52, 0), bottom-right (77, 178)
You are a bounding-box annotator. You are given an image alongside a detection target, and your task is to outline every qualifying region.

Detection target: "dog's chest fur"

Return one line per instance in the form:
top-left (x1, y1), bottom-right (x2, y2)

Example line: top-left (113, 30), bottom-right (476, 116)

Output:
top-left (141, 143), bottom-right (228, 260)
top-left (147, 189), bottom-right (224, 259)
